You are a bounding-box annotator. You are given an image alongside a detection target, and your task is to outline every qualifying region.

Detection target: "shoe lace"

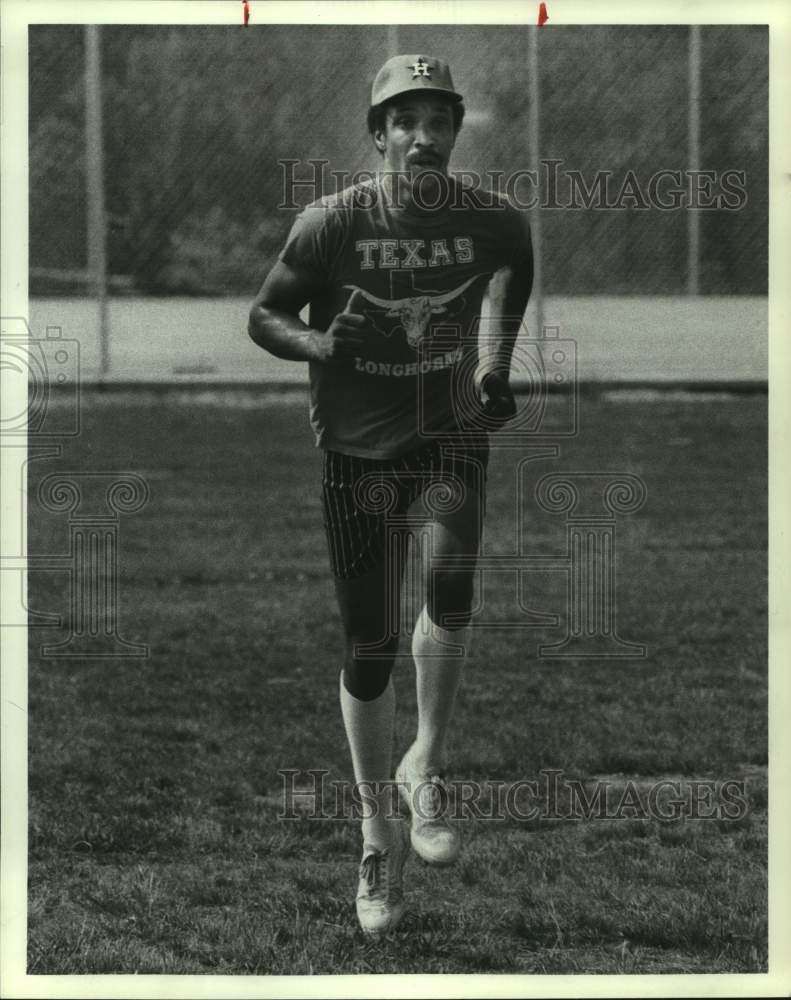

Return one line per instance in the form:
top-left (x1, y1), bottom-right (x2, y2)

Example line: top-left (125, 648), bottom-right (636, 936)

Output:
top-left (359, 851), bottom-right (383, 891)
top-left (359, 844), bottom-right (402, 902)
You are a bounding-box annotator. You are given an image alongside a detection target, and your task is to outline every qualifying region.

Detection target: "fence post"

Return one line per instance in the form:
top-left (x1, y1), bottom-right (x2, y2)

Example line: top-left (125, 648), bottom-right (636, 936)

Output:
top-left (84, 24), bottom-right (109, 378)
top-left (528, 25), bottom-right (543, 337)
top-left (687, 25), bottom-right (701, 296)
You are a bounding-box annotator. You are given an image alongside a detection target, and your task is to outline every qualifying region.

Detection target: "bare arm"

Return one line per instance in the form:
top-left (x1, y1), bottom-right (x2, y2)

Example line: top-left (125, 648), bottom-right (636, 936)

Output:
top-left (476, 252), bottom-right (533, 423)
top-left (479, 251), bottom-right (534, 382)
top-left (248, 260), bottom-right (367, 365)
top-left (247, 260), bottom-right (324, 362)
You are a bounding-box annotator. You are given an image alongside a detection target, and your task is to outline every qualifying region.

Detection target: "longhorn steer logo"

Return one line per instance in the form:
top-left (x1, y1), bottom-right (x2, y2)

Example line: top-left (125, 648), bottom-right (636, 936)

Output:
top-left (343, 274), bottom-right (483, 350)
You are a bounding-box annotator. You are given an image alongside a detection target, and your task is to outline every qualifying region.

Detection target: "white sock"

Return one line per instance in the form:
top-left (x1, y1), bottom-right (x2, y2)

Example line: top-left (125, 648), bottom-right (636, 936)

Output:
top-left (409, 604), bottom-right (469, 775)
top-left (339, 672), bottom-right (396, 851)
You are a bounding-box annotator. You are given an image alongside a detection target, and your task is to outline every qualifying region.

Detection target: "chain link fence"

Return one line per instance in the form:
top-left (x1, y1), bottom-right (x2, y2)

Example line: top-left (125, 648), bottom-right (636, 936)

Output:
top-left (30, 24), bottom-right (767, 298)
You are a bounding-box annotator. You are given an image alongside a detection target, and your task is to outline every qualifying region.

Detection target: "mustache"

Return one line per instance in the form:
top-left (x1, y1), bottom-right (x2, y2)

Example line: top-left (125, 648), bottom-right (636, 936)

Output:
top-left (407, 152), bottom-right (443, 166)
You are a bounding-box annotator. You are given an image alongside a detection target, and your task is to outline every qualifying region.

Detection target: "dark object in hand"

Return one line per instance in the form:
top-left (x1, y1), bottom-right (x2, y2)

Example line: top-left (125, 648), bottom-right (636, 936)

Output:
top-left (479, 372), bottom-right (517, 425)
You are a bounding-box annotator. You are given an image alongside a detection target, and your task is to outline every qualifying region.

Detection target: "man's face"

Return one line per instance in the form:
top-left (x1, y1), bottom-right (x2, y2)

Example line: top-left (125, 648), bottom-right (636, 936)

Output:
top-left (375, 97), bottom-right (456, 181)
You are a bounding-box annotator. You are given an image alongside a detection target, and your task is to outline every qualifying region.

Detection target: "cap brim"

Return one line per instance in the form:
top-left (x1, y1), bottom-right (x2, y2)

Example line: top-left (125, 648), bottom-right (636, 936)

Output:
top-left (372, 87), bottom-right (463, 108)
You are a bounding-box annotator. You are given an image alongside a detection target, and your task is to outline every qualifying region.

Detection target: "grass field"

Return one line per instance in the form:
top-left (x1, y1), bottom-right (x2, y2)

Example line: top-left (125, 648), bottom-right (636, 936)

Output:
top-left (26, 388), bottom-right (767, 975)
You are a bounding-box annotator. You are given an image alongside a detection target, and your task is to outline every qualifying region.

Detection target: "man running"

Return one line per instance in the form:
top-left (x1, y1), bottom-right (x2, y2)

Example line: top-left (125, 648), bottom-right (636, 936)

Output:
top-left (249, 53), bottom-right (533, 935)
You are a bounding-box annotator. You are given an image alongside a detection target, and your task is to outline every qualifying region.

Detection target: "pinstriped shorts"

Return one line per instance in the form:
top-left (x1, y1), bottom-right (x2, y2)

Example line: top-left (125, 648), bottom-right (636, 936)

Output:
top-left (321, 436), bottom-right (489, 580)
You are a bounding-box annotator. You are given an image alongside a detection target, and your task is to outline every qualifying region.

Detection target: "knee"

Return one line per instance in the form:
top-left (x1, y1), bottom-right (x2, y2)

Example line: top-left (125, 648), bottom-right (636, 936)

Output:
top-left (428, 571), bottom-right (475, 630)
top-left (342, 633), bottom-right (398, 702)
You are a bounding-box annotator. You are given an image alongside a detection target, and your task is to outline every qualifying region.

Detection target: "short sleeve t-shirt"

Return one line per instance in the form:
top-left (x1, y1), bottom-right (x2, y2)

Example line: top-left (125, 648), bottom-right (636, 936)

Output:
top-left (278, 176), bottom-right (532, 459)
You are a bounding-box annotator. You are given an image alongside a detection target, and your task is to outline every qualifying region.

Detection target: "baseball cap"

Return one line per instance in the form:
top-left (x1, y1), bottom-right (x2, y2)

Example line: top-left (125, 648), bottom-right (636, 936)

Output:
top-left (370, 54), bottom-right (463, 107)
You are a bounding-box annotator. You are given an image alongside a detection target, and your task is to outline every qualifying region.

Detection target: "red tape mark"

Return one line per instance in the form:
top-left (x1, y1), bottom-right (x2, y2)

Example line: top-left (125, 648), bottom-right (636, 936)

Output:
top-left (243, 0), bottom-right (250, 26)
top-left (538, 2), bottom-right (549, 26)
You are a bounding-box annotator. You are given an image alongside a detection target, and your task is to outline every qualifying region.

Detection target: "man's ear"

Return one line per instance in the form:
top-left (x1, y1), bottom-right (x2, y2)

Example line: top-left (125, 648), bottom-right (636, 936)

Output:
top-left (373, 128), bottom-right (387, 155)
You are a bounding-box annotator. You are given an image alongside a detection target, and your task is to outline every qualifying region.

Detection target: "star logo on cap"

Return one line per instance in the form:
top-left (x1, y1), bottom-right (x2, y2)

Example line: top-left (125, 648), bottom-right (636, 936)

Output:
top-left (409, 58), bottom-right (432, 79)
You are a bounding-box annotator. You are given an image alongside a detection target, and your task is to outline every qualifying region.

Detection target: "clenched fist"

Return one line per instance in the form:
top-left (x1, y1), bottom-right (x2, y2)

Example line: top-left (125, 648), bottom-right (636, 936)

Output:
top-left (478, 371), bottom-right (517, 426)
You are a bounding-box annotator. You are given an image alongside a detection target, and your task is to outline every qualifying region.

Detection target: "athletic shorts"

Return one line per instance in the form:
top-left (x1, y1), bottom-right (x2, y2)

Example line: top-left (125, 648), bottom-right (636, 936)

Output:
top-left (321, 436), bottom-right (489, 580)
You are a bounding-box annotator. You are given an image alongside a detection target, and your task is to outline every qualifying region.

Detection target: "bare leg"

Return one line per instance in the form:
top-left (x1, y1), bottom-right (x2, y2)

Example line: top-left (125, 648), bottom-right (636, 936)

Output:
top-left (410, 481), bottom-right (483, 774)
